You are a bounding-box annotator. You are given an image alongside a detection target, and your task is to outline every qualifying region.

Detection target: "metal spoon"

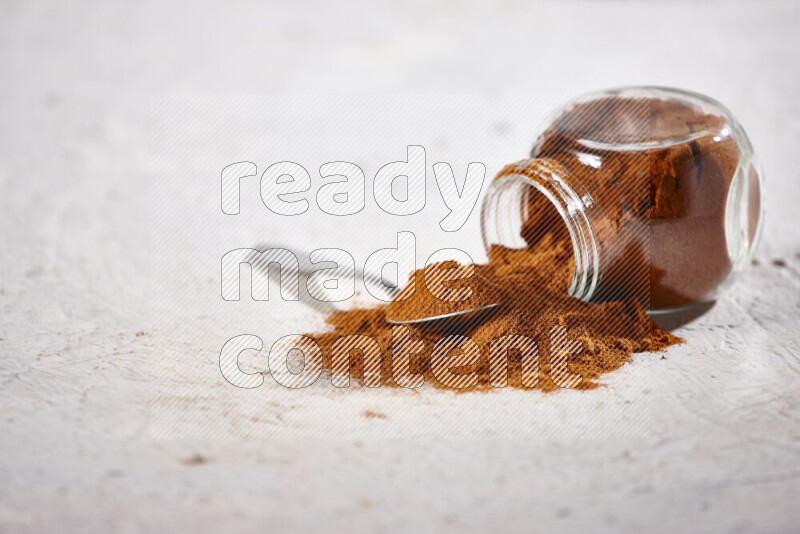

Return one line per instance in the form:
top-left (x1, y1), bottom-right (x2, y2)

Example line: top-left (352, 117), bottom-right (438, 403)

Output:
top-left (248, 244), bottom-right (500, 328)
top-left (385, 303), bottom-right (499, 327)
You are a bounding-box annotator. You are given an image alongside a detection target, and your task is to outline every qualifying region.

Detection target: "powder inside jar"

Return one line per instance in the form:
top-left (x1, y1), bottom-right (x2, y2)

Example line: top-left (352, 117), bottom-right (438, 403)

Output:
top-left (526, 95), bottom-right (745, 309)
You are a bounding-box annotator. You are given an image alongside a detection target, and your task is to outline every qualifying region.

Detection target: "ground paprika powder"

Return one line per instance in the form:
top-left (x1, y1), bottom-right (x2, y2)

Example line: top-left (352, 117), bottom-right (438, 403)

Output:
top-left (301, 87), bottom-right (764, 391)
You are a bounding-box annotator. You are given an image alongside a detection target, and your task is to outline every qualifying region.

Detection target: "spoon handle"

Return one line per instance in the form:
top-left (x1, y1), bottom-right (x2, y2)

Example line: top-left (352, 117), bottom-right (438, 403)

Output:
top-left (251, 243), bottom-right (401, 302)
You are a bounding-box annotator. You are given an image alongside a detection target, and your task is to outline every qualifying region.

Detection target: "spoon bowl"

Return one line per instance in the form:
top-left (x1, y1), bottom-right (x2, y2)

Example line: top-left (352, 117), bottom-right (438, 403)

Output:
top-left (250, 244), bottom-right (501, 329)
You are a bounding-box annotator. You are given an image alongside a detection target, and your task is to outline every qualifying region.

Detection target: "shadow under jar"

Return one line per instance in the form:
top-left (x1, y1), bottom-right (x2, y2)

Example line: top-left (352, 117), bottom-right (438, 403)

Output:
top-left (481, 87), bottom-right (764, 313)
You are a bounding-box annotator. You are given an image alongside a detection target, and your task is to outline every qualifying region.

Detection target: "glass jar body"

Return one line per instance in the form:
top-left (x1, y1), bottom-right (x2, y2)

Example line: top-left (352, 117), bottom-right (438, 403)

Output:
top-left (481, 87), bottom-right (764, 313)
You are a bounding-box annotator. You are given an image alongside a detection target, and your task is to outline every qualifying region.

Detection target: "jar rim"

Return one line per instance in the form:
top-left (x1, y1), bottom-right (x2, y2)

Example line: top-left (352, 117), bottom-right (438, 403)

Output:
top-left (481, 163), bottom-right (600, 301)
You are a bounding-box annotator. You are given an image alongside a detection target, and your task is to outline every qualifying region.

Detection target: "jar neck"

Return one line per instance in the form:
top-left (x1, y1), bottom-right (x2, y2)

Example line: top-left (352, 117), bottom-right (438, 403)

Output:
top-left (480, 159), bottom-right (600, 301)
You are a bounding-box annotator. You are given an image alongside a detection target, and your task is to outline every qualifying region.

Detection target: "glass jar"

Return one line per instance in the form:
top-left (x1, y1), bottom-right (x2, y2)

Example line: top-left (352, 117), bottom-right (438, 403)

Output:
top-left (481, 87), bottom-right (764, 313)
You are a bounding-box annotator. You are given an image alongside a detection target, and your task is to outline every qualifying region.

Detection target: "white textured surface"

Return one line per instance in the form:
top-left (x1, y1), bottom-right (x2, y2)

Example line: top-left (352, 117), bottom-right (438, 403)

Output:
top-left (1, 1), bottom-right (799, 532)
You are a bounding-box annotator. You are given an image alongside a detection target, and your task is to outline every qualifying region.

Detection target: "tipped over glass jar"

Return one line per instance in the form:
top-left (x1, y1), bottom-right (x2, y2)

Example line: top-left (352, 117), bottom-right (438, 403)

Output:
top-left (481, 87), bottom-right (764, 313)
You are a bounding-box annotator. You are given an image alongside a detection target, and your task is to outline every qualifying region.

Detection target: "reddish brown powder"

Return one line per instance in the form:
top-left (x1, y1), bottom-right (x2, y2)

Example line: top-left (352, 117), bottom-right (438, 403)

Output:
top-left (305, 233), bottom-right (681, 391)
top-left (299, 95), bottom-right (748, 390)
top-left (525, 95), bottom-right (743, 309)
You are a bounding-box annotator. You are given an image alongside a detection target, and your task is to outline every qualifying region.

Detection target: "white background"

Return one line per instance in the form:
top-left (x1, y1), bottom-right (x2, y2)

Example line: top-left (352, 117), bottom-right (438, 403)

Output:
top-left (1, 1), bottom-right (799, 532)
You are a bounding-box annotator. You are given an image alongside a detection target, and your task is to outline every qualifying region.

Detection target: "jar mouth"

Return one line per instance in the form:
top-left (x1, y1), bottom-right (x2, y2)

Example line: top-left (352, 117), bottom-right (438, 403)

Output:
top-left (481, 163), bottom-right (600, 301)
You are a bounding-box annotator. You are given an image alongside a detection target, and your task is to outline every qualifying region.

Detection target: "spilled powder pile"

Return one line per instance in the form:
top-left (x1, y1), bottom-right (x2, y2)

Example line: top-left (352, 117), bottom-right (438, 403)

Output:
top-left (305, 232), bottom-right (681, 392)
